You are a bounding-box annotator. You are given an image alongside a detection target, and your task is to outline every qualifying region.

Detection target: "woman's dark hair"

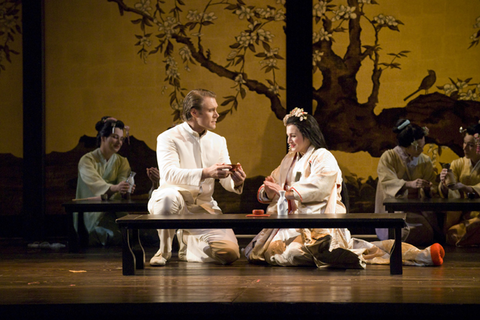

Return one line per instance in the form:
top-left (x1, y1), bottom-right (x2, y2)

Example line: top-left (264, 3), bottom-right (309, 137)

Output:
top-left (286, 113), bottom-right (328, 149)
top-left (466, 122), bottom-right (480, 136)
top-left (393, 119), bottom-right (425, 147)
top-left (95, 116), bottom-right (125, 147)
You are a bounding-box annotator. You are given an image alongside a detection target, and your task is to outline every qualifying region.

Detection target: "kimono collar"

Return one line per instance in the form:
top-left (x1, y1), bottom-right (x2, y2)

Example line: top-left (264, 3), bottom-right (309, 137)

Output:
top-left (298, 145), bottom-right (315, 160)
top-left (394, 145), bottom-right (419, 168)
top-left (470, 157), bottom-right (480, 174)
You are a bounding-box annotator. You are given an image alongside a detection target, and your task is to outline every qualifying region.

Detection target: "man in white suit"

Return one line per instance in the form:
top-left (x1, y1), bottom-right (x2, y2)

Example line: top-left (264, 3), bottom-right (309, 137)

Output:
top-left (148, 89), bottom-right (246, 266)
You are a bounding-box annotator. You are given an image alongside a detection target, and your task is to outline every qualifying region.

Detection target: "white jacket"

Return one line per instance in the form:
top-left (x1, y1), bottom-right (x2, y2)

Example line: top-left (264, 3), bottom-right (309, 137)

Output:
top-left (150, 122), bottom-right (242, 213)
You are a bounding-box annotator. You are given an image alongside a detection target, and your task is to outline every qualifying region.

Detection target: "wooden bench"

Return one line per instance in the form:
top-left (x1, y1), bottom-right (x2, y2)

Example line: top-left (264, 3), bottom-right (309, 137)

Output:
top-left (116, 213), bottom-right (406, 276)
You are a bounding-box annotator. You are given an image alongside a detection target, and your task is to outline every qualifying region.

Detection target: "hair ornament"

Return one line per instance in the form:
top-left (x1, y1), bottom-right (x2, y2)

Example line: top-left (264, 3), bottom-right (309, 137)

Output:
top-left (125, 125), bottom-right (130, 145)
top-left (459, 127), bottom-right (467, 134)
top-left (397, 119), bottom-right (410, 131)
top-left (422, 126), bottom-right (429, 136)
top-left (283, 107), bottom-right (308, 126)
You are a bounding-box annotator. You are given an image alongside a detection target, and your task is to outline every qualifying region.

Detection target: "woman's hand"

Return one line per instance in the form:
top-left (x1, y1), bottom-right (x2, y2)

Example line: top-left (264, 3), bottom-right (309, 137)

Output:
top-left (110, 181), bottom-right (131, 195)
top-left (264, 176), bottom-right (282, 199)
top-left (439, 168), bottom-right (448, 185)
top-left (405, 179), bottom-right (432, 189)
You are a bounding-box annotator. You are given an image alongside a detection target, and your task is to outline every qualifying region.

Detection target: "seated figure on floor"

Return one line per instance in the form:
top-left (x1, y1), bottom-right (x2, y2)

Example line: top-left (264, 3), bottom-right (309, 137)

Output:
top-left (439, 122), bottom-right (480, 246)
top-left (75, 116), bottom-right (158, 246)
top-left (374, 119), bottom-right (442, 246)
top-left (148, 88), bottom-right (246, 266)
top-left (245, 109), bottom-right (444, 269)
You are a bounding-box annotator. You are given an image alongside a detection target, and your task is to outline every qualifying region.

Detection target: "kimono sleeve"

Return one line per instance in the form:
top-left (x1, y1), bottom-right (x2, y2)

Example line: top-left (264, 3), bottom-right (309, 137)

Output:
top-left (377, 150), bottom-right (406, 198)
top-left (77, 154), bottom-right (111, 196)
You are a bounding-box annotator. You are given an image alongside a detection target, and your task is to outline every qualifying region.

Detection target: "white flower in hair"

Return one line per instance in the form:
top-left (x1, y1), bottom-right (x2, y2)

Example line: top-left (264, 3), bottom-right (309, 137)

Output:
top-left (283, 107), bottom-right (308, 126)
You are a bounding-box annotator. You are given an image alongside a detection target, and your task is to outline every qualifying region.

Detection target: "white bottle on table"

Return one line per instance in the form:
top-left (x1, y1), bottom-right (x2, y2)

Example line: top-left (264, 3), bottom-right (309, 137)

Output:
top-left (277, 190), bottom-right (288, 217)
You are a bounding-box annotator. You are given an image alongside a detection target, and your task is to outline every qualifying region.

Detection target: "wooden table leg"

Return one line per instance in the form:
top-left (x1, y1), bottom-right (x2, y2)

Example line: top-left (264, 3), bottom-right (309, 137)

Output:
top-left (77, 212), bottom-right (89, 249)
top-left (130, 229), bottom-right (145, 269)
top-left (389, 227), bottom-right (403, 275)
top-left (121, 227), bottom-right (136, 275)
top-left (67, 211), bottom-right (80, 253)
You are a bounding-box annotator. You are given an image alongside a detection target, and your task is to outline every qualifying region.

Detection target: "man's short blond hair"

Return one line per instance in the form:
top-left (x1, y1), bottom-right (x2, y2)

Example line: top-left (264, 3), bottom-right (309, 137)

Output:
top-left (182, 89), bottom-right (216, 121)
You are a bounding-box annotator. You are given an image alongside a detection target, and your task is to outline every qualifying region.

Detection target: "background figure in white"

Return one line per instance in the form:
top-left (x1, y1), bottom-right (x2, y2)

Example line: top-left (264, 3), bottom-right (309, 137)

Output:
top-left (148, 89), bottom-right (246, 266)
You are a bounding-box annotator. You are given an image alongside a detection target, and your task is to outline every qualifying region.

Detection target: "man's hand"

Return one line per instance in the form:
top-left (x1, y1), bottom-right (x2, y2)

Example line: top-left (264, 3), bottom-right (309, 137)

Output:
top-left (202, 163), bottom-right (232, 180)
top-left (230, 163), bottom-right (246, 187)
top-left (146, 167), bottom-right (160, 188)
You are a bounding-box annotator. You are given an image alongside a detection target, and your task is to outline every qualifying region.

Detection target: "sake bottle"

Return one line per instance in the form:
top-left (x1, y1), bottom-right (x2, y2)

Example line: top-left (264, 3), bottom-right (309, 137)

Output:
top-left (277, 190), bottom-right (288, 216)
top-left (126, 171), bottom-right (136, 194)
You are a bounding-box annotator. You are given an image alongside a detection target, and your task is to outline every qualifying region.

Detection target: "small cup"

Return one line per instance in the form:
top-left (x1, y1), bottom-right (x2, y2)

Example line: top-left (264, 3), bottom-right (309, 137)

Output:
top-left (228, 164), bottom-right (239, 172)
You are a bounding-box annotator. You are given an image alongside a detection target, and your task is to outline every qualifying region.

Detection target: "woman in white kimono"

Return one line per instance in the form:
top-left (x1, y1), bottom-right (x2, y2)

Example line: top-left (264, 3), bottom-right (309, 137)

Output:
top-left (439, 122), bottom-right (480, 246)
top-left (75, 116), bottom-right (134, 246)
top-left (375, 119), bottom-right (442, 246)
top-left (245, 110), bottom-right (445, 269)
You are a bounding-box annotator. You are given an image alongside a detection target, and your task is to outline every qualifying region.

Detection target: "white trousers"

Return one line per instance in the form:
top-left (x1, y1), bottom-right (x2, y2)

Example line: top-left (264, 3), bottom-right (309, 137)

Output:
top-left (148, 188), bottom-right (239, 263)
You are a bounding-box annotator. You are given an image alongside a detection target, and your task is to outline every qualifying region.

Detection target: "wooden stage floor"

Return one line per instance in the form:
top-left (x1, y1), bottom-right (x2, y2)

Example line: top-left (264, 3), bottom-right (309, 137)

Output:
top-left (1, 240), bottom-right (480, 320)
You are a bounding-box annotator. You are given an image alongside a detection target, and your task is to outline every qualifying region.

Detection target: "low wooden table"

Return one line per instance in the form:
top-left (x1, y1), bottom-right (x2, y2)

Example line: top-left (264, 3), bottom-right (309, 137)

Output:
top-left (62, 199), bottom-right (148, 252)
top-left (384, 198), bottom-right (480, 213)
top-left (116, 213), bottom-right (407, 276)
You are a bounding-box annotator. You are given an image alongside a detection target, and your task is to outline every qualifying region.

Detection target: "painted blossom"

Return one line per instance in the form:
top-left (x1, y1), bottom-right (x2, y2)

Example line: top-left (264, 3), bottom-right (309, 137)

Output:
top-left (235, 74), bottom-right (247, 85)
top-left (260, 58), bottom-right (277, 67)
top-left (385, 15), bottom-right (398, 27)
top-left (187, 10), bottom-right (201, 22)
top-left (257, 29), bottom-right (274, 42)
top-left (358, 0), bottom-right (372, 3)
top-left (331, 5), bottom-right (357, 22)
top-left (134, 0), bottom-right (152, 14)
top-left (318, 27), bottom-right (332, 41)
top-left (165, 57), bottom-right (179, 78)
top-left (313, 50), bottom-right (324, 65)
top-left (158, 16), bottom-right (180, 38)
top-left (179, 46), bottom-right (192, 61)
top-left (312, 32), bottom-right (320, 43)
top-left (459, 89), bottom-right (478, 101)
top-left (202, 12), bottom-right (217, 22)
top-left (474, 16), bottom-right (480, 29)
top-left (248, 20), bottom-right (261, 31)
top-left (470, 32), bottom-right (480, 42)
top-left (236, 6), bottom-right (253, 20)
top-left (313, 1), bottom-right (327, 19)
top-left (276, 0), bottom-right (286, 5)
top-left (227, 49), bottom-right (239, 60)
top-left (440, 83), bottom-right (458, 95)
top-left (268, 84), bottom-right (280, 94)
top-left (236, 31), bottom-right (254, 47)
top-left (139, 36), bottom-right (151, 47)
top-left (456, 80), bottom-right (468, 91)
top-left (265, 47), bottom-right (280, 57)
top-left (274, 10), bottom-right (285, 21)
top-left (374, 14), bottom-right (386, 25)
